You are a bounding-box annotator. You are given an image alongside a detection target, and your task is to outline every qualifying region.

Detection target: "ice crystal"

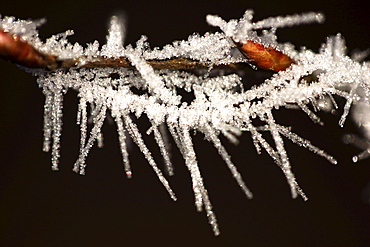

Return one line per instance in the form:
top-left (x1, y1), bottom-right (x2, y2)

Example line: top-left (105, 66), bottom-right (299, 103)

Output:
top-left (338, 47), bottom-right (370, 162)
top-left (2, 9), bottom-right (370, 235)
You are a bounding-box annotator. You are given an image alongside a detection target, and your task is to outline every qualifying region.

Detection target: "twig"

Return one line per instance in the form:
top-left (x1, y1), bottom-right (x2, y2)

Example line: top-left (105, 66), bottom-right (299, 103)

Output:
top-left (58, 56), bottom-right (252, 71)
top-left (0, 28), bottom-right (292, 72)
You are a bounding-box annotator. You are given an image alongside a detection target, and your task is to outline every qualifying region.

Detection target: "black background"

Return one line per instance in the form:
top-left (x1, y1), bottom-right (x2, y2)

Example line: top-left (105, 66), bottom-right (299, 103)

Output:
top-left (1, 0), bottom-right (370, 246)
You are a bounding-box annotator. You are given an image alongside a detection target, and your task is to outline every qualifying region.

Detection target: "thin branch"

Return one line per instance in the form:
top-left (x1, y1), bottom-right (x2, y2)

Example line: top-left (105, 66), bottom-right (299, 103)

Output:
top-left (58, 56), bottom-right (252, 71)
top-left (0, 28), bottom-right (291, 72)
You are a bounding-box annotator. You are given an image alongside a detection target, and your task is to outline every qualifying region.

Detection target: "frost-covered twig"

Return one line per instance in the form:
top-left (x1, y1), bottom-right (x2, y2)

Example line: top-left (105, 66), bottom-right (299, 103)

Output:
top-left (1, 10), bottom-right (370, 236)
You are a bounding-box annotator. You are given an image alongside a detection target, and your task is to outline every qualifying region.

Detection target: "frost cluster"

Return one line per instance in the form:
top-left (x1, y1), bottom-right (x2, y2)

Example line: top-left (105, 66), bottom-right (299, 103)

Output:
top-left (2, 10), bottom-right (370, 235)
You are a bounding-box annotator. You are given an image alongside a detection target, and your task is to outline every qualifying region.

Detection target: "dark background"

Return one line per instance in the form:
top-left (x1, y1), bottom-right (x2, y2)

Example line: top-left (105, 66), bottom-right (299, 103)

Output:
top-left (1, 0), bottom-right (370, 246)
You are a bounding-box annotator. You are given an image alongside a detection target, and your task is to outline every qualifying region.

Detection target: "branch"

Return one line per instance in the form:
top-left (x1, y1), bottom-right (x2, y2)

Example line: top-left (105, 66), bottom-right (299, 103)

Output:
top-left (0, 28), bottom-right (291, 72)
top-left (58, 56), bottom-right (254, 70)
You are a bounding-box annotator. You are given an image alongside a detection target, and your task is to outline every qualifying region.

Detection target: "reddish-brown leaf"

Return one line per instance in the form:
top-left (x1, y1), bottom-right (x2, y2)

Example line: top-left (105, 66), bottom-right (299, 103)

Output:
top-left (0, 29), bottom-right (55, 69)
top-left (236, 40), bottom-right (294, 72)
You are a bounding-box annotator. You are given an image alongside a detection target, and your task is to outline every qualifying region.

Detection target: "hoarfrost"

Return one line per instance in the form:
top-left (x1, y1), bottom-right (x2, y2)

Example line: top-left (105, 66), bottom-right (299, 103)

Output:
top-left (2, 9), bottom-right (370, 235)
